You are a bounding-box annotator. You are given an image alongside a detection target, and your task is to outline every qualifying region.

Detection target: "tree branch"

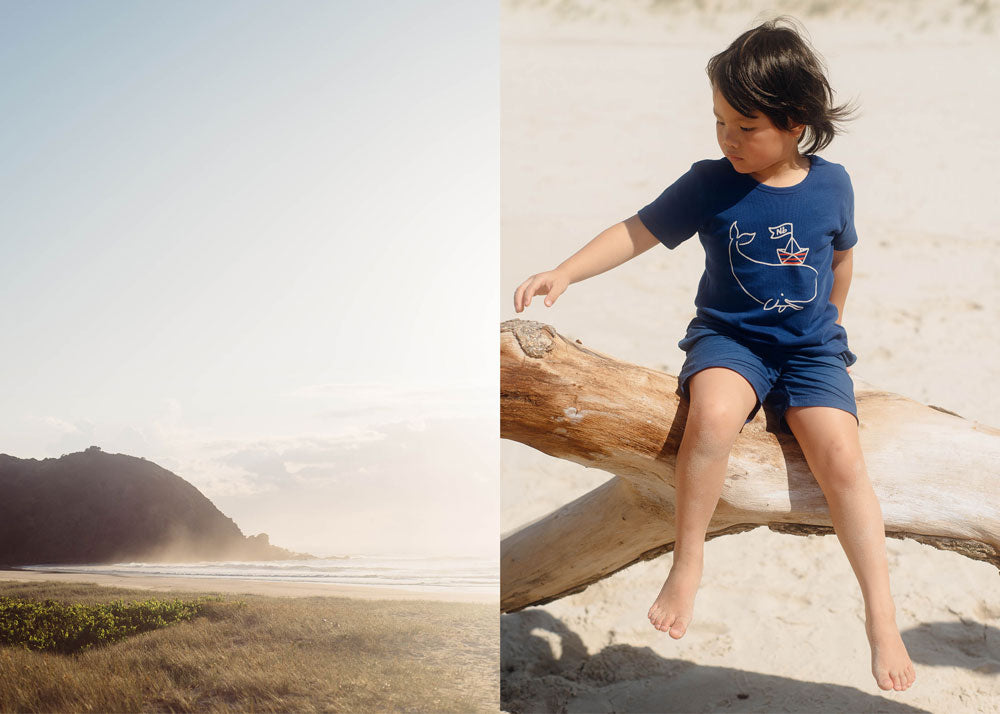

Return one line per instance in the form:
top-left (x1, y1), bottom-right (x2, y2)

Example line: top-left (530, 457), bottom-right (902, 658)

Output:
top-left (500, 319), bottom-right (1000, 613)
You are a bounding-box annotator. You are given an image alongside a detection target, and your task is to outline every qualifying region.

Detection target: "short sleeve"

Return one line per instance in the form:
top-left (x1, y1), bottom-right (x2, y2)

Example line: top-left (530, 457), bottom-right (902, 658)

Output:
top-left (833, 171), bottom-right (859, 251)
top-left (637, 163), bottom-right (706, 249)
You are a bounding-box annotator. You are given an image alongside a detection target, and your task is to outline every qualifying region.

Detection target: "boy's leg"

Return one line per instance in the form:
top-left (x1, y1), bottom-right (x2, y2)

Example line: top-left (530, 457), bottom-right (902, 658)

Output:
top-left (648, 366), bottom-right (758, 638)
top-left (784, 405), bottom-right (916, 692)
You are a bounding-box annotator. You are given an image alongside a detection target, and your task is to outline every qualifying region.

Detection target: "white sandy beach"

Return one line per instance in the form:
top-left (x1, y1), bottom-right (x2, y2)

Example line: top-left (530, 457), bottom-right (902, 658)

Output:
top-left (0, 569), bottom-right (497, 604)
top-left (501, 2), bottom-right (1000, 712)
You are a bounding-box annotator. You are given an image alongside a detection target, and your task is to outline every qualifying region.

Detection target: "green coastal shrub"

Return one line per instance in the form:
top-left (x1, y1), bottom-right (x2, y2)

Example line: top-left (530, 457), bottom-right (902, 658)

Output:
top-left (0, 595), bottom-right (234, 654)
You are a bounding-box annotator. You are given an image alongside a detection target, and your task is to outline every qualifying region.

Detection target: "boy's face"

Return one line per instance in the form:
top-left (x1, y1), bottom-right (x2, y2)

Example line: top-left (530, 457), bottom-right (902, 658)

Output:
top-left (712, 89), bottom-right (803, 181)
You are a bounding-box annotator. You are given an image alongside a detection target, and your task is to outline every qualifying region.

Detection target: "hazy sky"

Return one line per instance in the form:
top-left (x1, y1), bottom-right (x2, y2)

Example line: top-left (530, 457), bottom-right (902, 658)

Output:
top-left (0, 1), bottom-right (497, 558)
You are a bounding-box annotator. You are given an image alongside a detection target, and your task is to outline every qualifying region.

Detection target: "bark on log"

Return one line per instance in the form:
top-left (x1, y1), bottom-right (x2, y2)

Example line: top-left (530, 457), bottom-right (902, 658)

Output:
top-left (500, 319), bottom-right (1000, 613)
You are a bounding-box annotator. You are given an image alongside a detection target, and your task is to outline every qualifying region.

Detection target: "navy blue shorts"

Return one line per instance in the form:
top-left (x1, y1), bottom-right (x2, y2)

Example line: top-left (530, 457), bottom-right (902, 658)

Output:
top-left (677, 330), bottom-right (858, 433)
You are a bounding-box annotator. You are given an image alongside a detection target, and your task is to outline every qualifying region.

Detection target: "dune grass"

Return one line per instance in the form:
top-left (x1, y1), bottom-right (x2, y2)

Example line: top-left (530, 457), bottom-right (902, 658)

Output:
top-left (0, 580), bottom-right (498, 713)
top-left (0, 593), bottom-right (233, 654)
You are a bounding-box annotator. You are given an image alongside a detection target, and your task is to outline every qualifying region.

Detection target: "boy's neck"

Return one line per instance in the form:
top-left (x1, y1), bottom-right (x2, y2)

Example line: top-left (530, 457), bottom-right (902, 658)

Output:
top-left (752, 153), bottom-right (811, 188)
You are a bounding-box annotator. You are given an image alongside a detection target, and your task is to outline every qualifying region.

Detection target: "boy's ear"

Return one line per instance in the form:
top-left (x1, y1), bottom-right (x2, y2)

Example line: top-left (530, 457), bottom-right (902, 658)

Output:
top-left (790, 123), bottom-right (805, 139)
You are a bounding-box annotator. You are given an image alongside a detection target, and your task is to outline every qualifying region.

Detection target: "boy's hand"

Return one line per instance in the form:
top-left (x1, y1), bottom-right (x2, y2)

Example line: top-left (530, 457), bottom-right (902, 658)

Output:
top-left (514, 269), bottom-right (570, 312)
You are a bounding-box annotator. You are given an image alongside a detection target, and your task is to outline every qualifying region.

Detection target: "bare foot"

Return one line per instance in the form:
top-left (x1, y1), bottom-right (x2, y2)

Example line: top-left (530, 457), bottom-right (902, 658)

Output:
top-left (866, 615), bottom-right (916, 691)
top-left (647, 558), bottom-right (702, 639)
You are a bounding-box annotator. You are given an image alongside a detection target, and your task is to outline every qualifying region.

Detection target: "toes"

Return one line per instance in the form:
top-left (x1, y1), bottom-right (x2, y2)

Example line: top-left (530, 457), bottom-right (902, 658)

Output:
top-left (875, 663), bottom-right (916, 691)
top-left (651, 612), bottom-right (676, 632)
top-left (668, 618), bottom-right (688, 639)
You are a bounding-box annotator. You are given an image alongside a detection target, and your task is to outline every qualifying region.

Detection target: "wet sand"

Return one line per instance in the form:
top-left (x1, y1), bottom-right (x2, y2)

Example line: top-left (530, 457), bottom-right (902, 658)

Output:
top-left (0, 568), bottom-right (497, 603)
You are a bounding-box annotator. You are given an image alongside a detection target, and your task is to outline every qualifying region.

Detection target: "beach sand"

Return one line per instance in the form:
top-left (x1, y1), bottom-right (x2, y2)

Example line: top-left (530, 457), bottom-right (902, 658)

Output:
top-left (501, 2), bottom-right (1000, 712)
top-left (0, 568), bottom-right (497, 603)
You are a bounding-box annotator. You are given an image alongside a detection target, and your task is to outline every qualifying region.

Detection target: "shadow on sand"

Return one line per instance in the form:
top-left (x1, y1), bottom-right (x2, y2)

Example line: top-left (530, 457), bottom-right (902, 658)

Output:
top-left (903, 619), bottom-right (1000, 673)
top-left (501, 609), bottom-right (940, 713)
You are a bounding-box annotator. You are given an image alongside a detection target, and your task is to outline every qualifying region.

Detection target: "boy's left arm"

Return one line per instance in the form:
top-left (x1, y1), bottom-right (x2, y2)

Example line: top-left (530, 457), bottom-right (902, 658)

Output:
top-left (830, 247), bottom-right (853, 326)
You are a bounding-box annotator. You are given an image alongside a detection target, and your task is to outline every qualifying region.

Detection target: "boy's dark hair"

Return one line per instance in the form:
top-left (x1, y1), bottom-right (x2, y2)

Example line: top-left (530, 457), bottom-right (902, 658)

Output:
top-left (707, 17), bottom-right (854, 154)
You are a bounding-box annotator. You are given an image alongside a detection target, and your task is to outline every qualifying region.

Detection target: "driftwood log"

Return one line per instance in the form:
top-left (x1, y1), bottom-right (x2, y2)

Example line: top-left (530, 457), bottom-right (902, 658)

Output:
top-left (500, 319), bottom-right (1000, 613)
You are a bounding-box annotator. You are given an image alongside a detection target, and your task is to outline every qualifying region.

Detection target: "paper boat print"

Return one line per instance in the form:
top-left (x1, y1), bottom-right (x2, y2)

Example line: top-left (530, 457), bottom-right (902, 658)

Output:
top-left (776, 235), bottom-right (809, 264)
top-left (769, 223), bottom-right (809, 265)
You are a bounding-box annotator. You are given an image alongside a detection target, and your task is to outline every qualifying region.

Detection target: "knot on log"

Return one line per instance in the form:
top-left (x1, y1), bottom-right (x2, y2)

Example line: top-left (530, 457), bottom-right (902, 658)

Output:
top-left (501, 319), bottom-right (557, 358)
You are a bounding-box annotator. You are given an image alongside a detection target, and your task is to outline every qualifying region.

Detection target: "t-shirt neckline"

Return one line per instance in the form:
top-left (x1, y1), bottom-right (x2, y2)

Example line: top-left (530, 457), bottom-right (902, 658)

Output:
top-left (743, 154), bottom-right (819, 194)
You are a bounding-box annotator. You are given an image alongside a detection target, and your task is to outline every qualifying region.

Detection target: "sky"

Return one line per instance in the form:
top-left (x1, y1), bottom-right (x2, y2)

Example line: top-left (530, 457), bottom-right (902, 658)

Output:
top-left (0, 1), bottom-right (498, 558)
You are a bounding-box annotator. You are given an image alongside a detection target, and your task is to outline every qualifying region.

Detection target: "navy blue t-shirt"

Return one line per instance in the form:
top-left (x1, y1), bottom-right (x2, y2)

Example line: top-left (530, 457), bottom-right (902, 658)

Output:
top-left (637, 155), bottom-right (858, 357)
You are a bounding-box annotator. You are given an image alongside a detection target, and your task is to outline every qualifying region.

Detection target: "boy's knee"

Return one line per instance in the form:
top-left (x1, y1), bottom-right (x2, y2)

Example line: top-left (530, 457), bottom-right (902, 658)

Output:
top-left (685, 399), bottom-right (748, 452)
top-left (815, 437), bottom-right (866, 490)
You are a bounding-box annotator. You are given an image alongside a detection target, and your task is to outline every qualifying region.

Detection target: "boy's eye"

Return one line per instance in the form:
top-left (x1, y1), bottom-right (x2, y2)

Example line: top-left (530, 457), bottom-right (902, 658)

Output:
top-left (740, 126), bottom-right (755, 132)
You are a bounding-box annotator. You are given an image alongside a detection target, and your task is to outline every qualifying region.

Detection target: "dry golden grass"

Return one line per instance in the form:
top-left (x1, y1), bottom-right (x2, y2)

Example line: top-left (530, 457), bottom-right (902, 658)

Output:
top-left (0, 581), bottom-right (498, 713)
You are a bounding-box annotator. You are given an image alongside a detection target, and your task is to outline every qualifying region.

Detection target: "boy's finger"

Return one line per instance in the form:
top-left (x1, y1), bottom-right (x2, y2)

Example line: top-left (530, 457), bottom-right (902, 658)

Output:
top-left (516, 275), bottom-right (555, 311)
top-left (544, 282), bottom-right (566, 307)
top-left (523, 282), bottom-right (536, 307)
top-left (514, 278), bottom-right (537, 312)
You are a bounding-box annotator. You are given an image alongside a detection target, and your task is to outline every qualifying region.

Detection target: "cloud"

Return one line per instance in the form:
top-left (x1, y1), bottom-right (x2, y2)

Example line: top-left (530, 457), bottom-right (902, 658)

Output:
top-left (284, 381), bottom-right (496, 423)
top-left (186, 416), bottom-right (498, 555)
top-left (40, 416), bottom-right (82, 434)
top-left (24, 416), bottom-right (97, 454)
top-left (174, 457), bottom-right (271, 499)
top-left (22, 396), bottom-right (497, 556)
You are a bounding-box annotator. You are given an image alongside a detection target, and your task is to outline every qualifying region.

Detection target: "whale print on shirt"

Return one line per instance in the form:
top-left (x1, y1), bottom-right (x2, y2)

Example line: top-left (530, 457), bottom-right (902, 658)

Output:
top-left (727, 220), bottom-right (818, 313)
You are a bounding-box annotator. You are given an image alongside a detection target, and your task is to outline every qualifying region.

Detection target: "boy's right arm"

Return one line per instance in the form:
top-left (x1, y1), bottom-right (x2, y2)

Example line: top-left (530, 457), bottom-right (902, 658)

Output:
top-left (513, 214), bottom-right (660, 312)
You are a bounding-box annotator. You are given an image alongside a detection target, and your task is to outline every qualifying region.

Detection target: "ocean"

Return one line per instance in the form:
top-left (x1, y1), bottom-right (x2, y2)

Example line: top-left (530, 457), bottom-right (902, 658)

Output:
top-left (17, 555), bottom-right (498, 594)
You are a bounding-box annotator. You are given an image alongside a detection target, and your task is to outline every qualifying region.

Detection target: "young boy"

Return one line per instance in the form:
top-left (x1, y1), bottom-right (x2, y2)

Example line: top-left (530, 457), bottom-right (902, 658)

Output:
top-left (513, 18), bottom-right (916, 692)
